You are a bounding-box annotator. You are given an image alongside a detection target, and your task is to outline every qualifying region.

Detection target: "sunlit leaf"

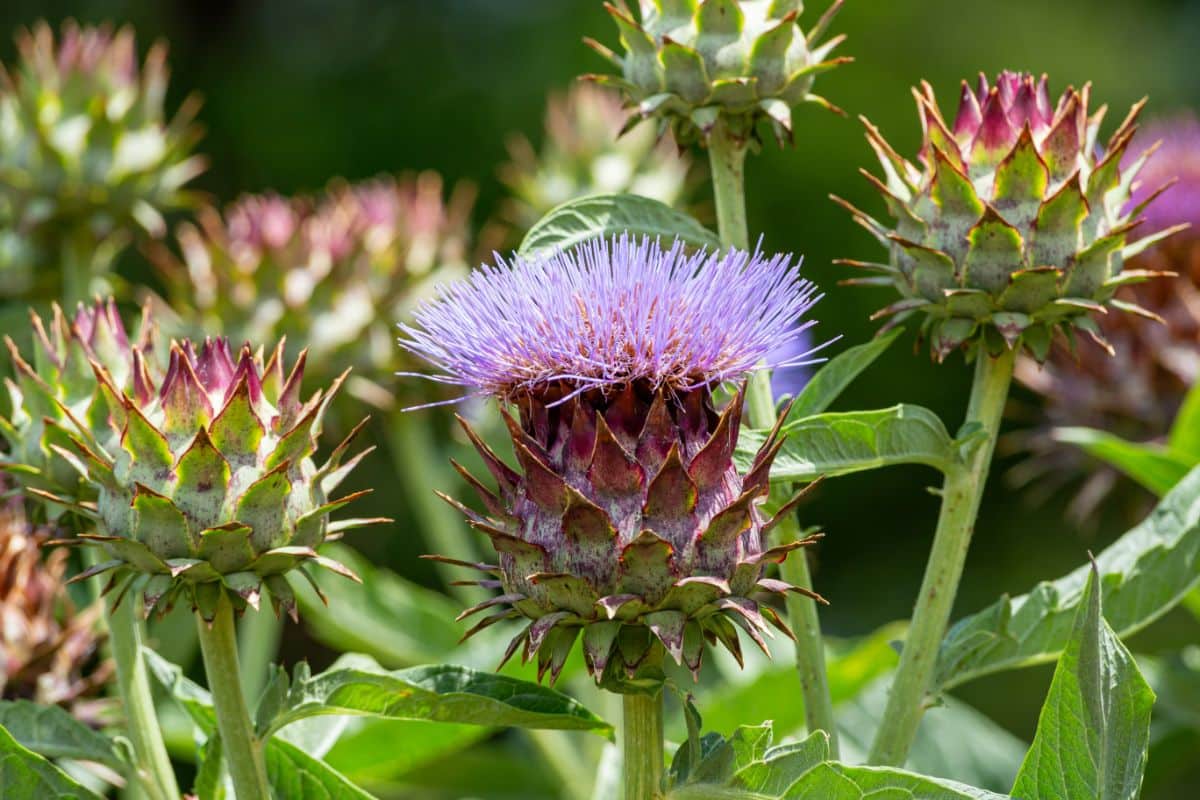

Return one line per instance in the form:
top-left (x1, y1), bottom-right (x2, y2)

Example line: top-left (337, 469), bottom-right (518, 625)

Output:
top-left (518, 193), bottom-right (721, 259)
top-left (1010, 563), bottom-right (1155, 800)
top-left (0, 724), bottom-right (104, 800)
top-left (1053, 427), bottom-right (1192, 496)
top-left (0, 701), bottom-right (122, 771)
top-left (785, 329), bottom-right (903, 419)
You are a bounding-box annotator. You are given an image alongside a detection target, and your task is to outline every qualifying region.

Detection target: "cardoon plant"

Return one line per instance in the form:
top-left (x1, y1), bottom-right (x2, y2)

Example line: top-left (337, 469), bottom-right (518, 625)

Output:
top-left (400, 235), bottom-right (825, 798)
top-left (841, 71), bottom-right (1175, 766)
top-left (1013, 115), bottom-right (1200, 520)
top-left (589, 0), bottom-right (851, 752)
top-left (0, 21), bottom-right (204, 304)
top-left (5, 299), bottom-right (373, 800)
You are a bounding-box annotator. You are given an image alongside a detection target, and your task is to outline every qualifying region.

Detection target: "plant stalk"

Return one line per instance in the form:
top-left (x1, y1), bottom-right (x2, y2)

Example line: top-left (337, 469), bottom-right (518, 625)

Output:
top-left (868, 348), bottom-right (1015, 766)
top-left (386, 412), bottom-right (484, 603)
top-left (708, 116), bottom-right (839, 755)
top-left (622, 691), bottom-right (664, 800)
top-left (237, 604), bottom-right (283, 703)
top-left (106, 594), bottom-right (180, 800)
top-left (196, 593), bottom-right (272, 800)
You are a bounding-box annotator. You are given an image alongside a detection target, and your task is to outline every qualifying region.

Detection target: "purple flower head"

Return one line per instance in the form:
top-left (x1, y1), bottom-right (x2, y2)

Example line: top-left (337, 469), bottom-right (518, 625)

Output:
top-left (399, 236), bottom-right (823, 403)
top-left (1125, 115), bottom-right (1200, 237)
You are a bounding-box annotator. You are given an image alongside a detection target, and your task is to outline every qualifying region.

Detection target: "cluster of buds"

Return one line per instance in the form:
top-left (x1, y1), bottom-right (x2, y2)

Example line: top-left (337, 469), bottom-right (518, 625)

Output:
top-left (1013, 116), bottom-right (1200, 520)
top-left (0, 21), bottom-right (204, 296)
top-left (840, 72), bottom-right (1178, 362)
top-left (156, 172), bottom-right (488, 410)
top-left (3, 299), bottom-right (376, 621)
top-left (402, 237), bottom-right (825, 687)
top-left (499, 83), bottom-right (698, 230)
top-left (588, 0), bottom-right (849, 146)
top-left (0, 490), bottom-right (110, 719)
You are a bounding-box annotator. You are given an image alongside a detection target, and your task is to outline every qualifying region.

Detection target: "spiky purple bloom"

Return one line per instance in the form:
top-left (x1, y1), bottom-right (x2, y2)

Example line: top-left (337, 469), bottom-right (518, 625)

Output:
top-left (401, 236), bottom-right (826, 687)
top-left (400, 236), bottom-right (821, 402)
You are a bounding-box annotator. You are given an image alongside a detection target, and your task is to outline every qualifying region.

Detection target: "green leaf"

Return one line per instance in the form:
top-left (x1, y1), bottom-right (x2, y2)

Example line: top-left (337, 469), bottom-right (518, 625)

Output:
top-left (260, 656), bottom-right (612, 739)
top-left (194, 734), bottom-right (228, 800)
top-left (518, 193), bottom-right (721, 260)
top-left (266, 736), bottom-right (377, 800)
top-left (1010, 563), bottom-right (1155, 800)
top-left (1053, 426), bottom-right (1192, 496)
top-left (0, 724), bottom-right (105, 800)
top-left (779, 763), bottom-right (1010, 799)
top-left (322, 718), bottom-right (490, 785)
top-left (785, 329), bottom-right (903, 418)
top-left (1168, 380), bottom-right (1200, 462)
top-left (936, 465), bottom-right (1200, 691)
top-left (736, 405), bottom-right (959, 482)
top-left (730, 731), bottom-right (829, 795)
top-left (0, 701), bottom-right (123, 771)
top-left (144, 647), bottom-right (218, 731)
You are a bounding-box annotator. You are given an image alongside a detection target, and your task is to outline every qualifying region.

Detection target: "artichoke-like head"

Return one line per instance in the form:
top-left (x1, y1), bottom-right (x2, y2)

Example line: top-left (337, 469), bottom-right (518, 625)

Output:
top-left (588, 0), bottom-right (849, 146)
top-left (1, 493), bottom-right (109, 718)
top-left (19, 312), bottom-right (374, 621)
top-left (401, 236), bottom-right (825, 688)
top-left (2, 298), bottom-right (150, 507)
top-left (157, 173), bottom-right (480, 410)
top-left (1012, 116), bottom-right (1200, 522)
top-left (500, 83), bottom-right (697, 229)
top-left (0, 21), bottom-right (205, 266)
top-left (840, 72), bottom-right (1180, 362)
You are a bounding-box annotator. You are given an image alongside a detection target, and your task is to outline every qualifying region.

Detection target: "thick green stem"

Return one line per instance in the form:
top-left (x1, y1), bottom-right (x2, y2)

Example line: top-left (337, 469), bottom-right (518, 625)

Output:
top-left (622, 691), bottom-right (664, 800)
top-left (386, 412), bottom-right (484, 603)
top-left (708, 116), bottom-right (839, 754)
top-left (105, 595), bottom-right (180, 800)
top-left (237, 604), bottom-right (283, 704)
top-left (868, 349), bottom-right (1015, 766)
top-left (196, 594), bottom-right (272, 800)
top-left (707, 121), bottom-right (750, 251)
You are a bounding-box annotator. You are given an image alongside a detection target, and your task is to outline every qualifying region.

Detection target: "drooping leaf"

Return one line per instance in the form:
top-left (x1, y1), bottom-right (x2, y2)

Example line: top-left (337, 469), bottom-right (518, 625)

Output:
top-left (518, 193), bottom-right (721, 260)
top-left (259, 656), bottom-right (612, 739)
top-left (778, 762), bottom-right (1010, 799)
top-left (736, 405), bottom-right (961, 482)
top-left (1054, 426), bottom-right (1192, 496)
top-left (1010, 563), bottom-right (1155, 800)
top-left (265, 736), bottom-right (377, 800)
top-left (322, 717), bottom-right (490, 785)
top-left (936, 465), bottom-right (1200, 691)
top-left (0, 724), bottom-right (105, 800)
top-left (194, 733), bottom-right (229, 800)
top-left (144, 648), bottom-right (218, 731)
top-left (0, 701), bottom-right (123, 771)
top-left (785, 329), bottom-right (903, 419)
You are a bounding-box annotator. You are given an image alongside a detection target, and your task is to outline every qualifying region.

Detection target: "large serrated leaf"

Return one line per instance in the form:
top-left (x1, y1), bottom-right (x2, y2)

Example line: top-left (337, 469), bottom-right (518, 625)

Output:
top-left (261, 656), bottom-right (612, 739)
top-left (936, 465), bottom-right (1200, 692)
top-left (518, 193), bottom-right (721, 259)
top-left (0, 724), bottom-right (105, 800)
top-left (736, 405), bottom-right (959, 482)
top-left (1053, 426), bottom-right (1193, 496)
top-left (1010, 563), bottom-right (1155, 800)
top-left (0, 701), bottom-right (123, 771)
top-left (266, 736), bottom-right (376, 800)
top-left (784, 329), bottom-right (902, 419)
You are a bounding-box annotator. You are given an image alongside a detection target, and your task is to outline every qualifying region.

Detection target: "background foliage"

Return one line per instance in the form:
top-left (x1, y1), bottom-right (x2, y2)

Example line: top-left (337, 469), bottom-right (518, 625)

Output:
top-left (2, 0), bottom-right (1198, 797)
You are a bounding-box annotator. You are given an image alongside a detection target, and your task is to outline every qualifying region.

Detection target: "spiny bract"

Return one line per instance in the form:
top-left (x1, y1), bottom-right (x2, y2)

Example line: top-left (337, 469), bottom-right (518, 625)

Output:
top-left (5, 300), bottom-right (376, 621)
top-left (839, 71), bottom-right (1180, 362)
top-left (2, 298), bottom-right (148, 509)
top-left (587, 0), bottom-right (849, 147)
top-left (0, 20), bottom-right (204, 285)
top-left (156, 172), bottom-right (483, 411)
top-left (401, 236), bottom-right (825, 687)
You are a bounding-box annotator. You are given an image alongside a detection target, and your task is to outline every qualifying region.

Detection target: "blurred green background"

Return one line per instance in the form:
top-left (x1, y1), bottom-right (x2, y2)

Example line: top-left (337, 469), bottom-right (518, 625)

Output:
top-left (3, 0), bottom-right (1199, 796)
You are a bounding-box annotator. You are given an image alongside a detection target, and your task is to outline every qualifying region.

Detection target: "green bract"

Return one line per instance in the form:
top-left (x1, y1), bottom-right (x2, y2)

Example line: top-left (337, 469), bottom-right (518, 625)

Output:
top-left (588, 0), bottom-right (849, 146)
top-left (5, 301), bottom-right (376, 621)
top-left (840, 71), bottom-right (1178, 362)
top-left (0, 21), bottom-right (204, 280)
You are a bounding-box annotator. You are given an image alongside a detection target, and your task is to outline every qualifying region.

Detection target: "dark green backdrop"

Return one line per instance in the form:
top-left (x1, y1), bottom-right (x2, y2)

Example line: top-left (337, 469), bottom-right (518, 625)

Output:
top-left (3, 0), bottom-right (1199, 794)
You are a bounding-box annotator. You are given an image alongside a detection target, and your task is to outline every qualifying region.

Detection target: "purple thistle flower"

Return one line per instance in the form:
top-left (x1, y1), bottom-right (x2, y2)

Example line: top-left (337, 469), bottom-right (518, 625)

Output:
top-left (399, 235), bottom-right (823, 403)
top-left (402, 236), bottom-right (829, 686)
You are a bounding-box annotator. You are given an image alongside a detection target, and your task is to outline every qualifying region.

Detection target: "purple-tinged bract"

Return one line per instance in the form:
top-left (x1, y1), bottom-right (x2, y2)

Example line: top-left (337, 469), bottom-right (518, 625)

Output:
top-left (840, 72), bottom-right (1180, 362)
top-left (402, 236), bottom-right (825, 687)
top-left (1013, 116), bottom-right (1200, 522)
